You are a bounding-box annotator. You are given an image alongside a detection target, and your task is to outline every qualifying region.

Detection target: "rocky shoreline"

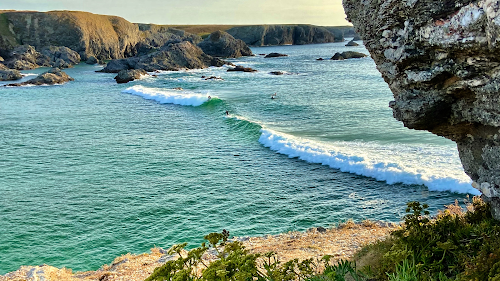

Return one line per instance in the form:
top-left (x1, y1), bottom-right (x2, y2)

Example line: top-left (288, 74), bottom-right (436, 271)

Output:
top-left (0, 222), bottom-right (396, 281)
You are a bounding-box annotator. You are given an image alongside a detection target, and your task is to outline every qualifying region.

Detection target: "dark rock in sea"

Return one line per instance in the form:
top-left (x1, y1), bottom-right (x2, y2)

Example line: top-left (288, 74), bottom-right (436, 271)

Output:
top-left (344, 0), bottom-right (500, 218)
top-left (340, 51), bottom-right (366, 59)
top-left (85, 56), bottom-right (100, 65)
top-left (5, 45), bottom-right (41, 70)
top-left (331, 53), bottom-right (345, 60)
top-left (0, 69), bottom-right (23, 81)
top-left (264, 53), bottom-right (288, 58)
top-left (114, 69), bottom-right (148, 84)
top-left (316, 58), bottom-right (325, 61)
top-left (100, 41), bottom-right (227, 73)
top-left (39, 46), bottom-right (81, 68)
top-left (269, 71), bottom-right (285, 75)
top-left (198, 30), bottom-right (253, 58)
top-left (204, 76), bottom-right (223, 80)
top-left (5, 68), bottom-right (74, 86)
top-left (345, 40), bottom-right (359, 47)
top-left (227, 65), bottom-right (257, 72)
top-left (330, 51), bottom-right (366, 60)
top-left (100, 59), bottom-right (134, 73)
top-left (3, 45), bottom-right (81, 70)
top-left (259, 54), bottom-right (266, 56)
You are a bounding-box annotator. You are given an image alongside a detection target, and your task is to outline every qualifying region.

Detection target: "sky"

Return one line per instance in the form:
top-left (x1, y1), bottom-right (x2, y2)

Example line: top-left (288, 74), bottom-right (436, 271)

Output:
top-left (0, 0), bottom-right (351, 26)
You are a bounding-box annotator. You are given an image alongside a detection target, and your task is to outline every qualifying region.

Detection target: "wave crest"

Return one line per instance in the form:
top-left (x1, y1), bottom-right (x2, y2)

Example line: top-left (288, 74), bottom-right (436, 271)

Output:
top-left (258, 128), bottom-right (478, 195)
top-left (122, 85), bottom-right (212, 107)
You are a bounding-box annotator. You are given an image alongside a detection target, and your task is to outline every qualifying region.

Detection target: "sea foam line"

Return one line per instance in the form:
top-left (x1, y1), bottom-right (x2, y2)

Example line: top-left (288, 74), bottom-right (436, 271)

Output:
top-left (258, 128), bottom-right (479, 195)
top-left (122, 85), bottom-right (212, 106)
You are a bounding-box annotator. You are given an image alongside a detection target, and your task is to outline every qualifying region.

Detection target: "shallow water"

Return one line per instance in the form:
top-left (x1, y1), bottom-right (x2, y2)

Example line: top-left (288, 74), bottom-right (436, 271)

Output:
top-left (0, 42), bottom-right (475, 274)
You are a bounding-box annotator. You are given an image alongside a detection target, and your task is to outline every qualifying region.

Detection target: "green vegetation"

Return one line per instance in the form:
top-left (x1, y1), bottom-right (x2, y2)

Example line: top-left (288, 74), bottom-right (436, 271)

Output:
top-left (146, 197), bottom-right (500, 281)
top-left (353, 197), bottom-right (500, 281)
top-left (145, 229), bottom-right (365, 281)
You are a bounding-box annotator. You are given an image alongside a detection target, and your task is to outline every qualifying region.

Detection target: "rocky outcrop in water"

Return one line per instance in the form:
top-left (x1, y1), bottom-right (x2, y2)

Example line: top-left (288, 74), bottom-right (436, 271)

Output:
top-left (135, 24), bottom-right (202, 56)
top-left (114, 69), bottom-right (147, 83)
top-left (101, 41), bottom-right (226, 73)
top-left (198, 30), bottom-right (253, 58)
top-left (331, 51), bottom-right (366, 60)
top-left (226, 25), bottom-right (338, 46)
top-left (227, 65), bottom-right (257, 72)
top-left (343, 0), bottom-right (500, 218)
top-left (345, 40), bottom-right (359, 47)
top-left (0, 68), bottom-right (22, 81)
top-left (265, 53), bottom-right (288, 58)
top-left (3, 45), bottom-right (81, 70)
top-left (6, 68), bottom-right (73, 86)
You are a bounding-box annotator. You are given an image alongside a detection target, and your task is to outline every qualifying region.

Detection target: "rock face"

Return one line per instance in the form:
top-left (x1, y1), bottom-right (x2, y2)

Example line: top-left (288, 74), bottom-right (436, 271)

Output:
top-left (198, 30), bottom-right (253, 58)
top-left (101, 41), bottom-right (226, 73)
top-left (5, 45), bottom-right (41, 70)
top-left (6, 68), bottom-right (73, 86)
top-left (3, 45), bottom-right (81, 69)
top-left (227, 25), bottom-right (338, 46)
top-left (0, 68), bottom-right (22, 81)
top-left (136, 24), bottom-right (202, 56)
top-left (114, 69), bottom-right (147, 83)
top-left (0, 11), bottom-right (141, 60)
top-left (343, 0), bottom-right (500, 218)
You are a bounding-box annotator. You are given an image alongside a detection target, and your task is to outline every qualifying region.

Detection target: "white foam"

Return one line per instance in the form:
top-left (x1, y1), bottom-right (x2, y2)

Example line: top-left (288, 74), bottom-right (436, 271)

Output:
top-left (122, 85), bottom-right (212, 106)
top-left (259, 128), bottom-right (479, 195)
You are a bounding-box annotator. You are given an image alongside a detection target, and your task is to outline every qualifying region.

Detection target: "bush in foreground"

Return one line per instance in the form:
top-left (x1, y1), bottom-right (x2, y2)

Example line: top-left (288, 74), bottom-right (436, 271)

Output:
top-left (146, 196), bottom-right (500, 281)
top-left (354, 196), bottom-right (500, 281)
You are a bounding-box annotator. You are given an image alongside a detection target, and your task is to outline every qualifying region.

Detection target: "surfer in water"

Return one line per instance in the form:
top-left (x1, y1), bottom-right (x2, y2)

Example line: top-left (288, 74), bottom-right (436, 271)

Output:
top-left (271, 93), bottom-right (277, 99)
top-left (225, 110), bottom-right (229, 116)
top-left (207, 96), bottom-right (211, 100)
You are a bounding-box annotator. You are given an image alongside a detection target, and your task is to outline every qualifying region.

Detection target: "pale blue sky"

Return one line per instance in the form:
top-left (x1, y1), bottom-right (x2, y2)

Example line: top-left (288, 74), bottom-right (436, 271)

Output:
top-left (0, 0), bottom-right (350, 26)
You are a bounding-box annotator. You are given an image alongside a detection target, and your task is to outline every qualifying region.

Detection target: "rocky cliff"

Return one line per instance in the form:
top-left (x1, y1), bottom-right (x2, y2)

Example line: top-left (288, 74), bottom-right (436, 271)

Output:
top-left (198, 30), bottom-right (253, 58)
top-left (226, 25), bottom-right (342, 46)
top-left (0, 10), bottom-right (141, 60)
top-left (343, 0), bottom-right (500, 218)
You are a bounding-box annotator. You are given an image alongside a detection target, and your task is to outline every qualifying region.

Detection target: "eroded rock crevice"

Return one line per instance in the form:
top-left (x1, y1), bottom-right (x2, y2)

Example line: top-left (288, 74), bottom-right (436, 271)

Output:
top-left (343, 0), bottom-right (500, 218)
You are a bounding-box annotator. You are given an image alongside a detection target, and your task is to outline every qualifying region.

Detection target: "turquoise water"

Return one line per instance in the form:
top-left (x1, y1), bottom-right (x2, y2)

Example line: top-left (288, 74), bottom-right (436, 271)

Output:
top-left (0, 42), bottom-right (475, 274)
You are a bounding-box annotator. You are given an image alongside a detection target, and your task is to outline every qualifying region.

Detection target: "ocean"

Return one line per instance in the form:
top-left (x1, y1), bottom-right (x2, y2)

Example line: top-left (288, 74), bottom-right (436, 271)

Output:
top-left (0, 42), bottom-right (478, 274)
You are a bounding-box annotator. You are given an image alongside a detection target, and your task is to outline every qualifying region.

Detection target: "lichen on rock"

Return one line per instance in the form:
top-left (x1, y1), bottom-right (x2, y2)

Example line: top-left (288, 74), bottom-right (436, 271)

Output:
top-left (343, 0), bottom-right (500, 218)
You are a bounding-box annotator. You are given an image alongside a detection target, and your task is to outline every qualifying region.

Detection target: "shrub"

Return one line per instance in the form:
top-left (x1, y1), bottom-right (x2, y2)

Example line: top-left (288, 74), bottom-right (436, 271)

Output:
top-left (353, 196), bottom-right (500, 281)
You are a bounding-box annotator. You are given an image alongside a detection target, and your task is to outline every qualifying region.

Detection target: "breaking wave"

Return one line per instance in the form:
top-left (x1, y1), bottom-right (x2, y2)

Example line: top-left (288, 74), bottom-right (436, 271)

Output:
top-left (257, 128), bottom-right (478, 195)
top-left (122, 85), bottom-right (214, 106)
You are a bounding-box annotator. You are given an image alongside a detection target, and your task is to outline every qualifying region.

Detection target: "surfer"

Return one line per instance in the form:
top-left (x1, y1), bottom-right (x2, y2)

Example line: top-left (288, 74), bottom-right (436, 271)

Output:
top-left (271, 93), bottom-right (277, 99)
top-left (225, 110), bottom-right (229, 116)
top-left (207, 96), bottom-right (211, 100)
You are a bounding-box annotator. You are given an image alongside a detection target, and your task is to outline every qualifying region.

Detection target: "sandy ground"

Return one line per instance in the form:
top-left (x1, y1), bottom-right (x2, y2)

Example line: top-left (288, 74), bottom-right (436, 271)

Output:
top-left (1, 222), bottom-right (397, 281)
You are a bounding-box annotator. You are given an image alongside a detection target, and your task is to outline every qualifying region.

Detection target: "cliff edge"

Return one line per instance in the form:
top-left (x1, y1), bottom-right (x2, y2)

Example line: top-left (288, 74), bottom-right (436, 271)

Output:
top-left (0, 10), bottom-right (141, 60)
top-left (226, 25), bottom-right (343, 46)
top-left (343, 0), bottom-right (500, 218)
